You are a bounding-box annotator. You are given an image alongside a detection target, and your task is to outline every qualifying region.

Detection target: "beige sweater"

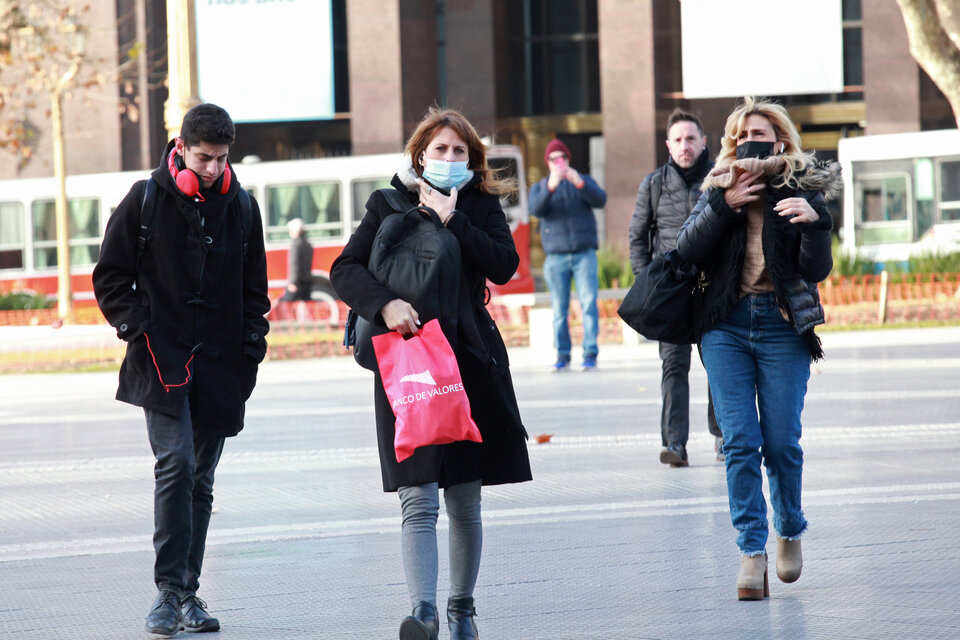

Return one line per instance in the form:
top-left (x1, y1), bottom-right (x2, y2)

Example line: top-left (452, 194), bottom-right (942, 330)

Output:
top-left (740, 199), bottom-right (774, 296)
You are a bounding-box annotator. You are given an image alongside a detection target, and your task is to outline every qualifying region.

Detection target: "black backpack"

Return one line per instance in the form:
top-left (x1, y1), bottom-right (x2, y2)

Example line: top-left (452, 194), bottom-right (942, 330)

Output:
top-left (346, 188), bottom-right (463, 371)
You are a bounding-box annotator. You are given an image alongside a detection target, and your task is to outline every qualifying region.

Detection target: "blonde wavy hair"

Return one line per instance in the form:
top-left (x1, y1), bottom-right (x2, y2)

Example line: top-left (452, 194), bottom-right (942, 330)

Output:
top-left (714, 97), bottom-right (816, 190)
top-left (404, 107), bottom-right (517, 197)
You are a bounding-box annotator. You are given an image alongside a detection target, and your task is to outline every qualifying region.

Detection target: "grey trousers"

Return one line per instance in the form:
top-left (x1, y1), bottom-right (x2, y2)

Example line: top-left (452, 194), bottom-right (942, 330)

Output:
top-left (659, 341), bottom-right (721, 446)
top-left (397, 480), bottom-right (482, 608)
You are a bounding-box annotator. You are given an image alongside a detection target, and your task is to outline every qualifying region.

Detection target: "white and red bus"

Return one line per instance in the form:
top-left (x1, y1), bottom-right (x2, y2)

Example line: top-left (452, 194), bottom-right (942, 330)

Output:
top-left (0, 145), bottom-right (533, 313)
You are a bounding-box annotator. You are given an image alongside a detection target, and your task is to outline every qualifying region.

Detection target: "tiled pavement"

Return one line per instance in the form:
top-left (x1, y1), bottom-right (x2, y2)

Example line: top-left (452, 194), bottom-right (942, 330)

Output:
top-left (1, 328), bottom-right (959, 639)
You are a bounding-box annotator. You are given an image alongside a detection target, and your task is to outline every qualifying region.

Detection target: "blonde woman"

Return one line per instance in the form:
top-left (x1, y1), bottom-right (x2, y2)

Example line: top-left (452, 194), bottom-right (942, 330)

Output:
top-left (676, 97), bottom-right (840, 600)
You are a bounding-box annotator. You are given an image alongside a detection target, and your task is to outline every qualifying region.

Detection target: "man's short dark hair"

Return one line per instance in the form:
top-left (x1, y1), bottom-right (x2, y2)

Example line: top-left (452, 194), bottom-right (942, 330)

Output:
top-left (180, 103), bottom-right (235, 147)
top-left (666, 108), bottom-right (704, 138)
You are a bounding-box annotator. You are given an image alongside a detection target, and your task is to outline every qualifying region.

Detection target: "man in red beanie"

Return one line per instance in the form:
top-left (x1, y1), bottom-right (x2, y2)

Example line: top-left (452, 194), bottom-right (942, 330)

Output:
top-left (529, 138), bottom-right (607, 370)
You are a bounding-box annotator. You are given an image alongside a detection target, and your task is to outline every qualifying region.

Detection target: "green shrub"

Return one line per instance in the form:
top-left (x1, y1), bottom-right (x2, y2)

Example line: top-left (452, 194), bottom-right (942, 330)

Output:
top-left (596, 247), bottom-right (635, 289)
top-left (831, 237), bottom-right (876, 276)
top-left (906, 249), bottom-right (960, 273)
top-left (0, 291), bottom-right (53, 311)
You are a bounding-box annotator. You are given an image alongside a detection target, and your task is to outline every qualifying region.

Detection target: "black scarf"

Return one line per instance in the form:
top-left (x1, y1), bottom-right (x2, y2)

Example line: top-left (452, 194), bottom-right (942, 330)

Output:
top-left (670, 148), bottom-right (711, 187)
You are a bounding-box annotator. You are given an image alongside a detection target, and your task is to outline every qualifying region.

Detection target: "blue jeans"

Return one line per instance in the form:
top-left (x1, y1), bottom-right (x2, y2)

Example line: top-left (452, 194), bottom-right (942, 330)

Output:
top-left (543, 249), bottom-right (599, 358)
top-left (700, 293), bottom-right (810, 555)
top-left (145, 395), bottom-right (225, 596)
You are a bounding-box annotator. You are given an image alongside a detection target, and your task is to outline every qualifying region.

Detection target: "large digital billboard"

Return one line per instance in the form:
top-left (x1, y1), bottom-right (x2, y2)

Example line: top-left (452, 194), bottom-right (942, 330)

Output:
top-left (681, 0), bottom-right (844, 99)
top-left (195, 0), bottom-right (335, 122)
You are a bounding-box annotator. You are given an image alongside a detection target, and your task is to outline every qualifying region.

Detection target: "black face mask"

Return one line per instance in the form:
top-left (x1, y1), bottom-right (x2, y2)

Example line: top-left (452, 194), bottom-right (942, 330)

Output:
top-left (736, 140), bottom-right (775, 160)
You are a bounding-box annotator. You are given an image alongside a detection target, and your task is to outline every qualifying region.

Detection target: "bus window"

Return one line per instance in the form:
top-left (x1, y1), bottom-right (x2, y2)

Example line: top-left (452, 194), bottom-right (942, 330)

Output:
top-left (938, 159), bottom-right (960, 222)
top-left (265, 181), bottom-right (341, 242)
top-left (351, 178), bottom-right (392, 230)
top-left (856, 175), bottom-right (911, 245)
top-left (31, 198), bottom-right (101, 268)
top-left (0, 201), bottom-right (24, 270)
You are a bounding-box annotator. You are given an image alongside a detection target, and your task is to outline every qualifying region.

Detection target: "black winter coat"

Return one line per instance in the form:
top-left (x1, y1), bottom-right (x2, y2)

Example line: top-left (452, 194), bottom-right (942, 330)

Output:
top-left (330, 174), bottom-right (532, 492)
top-left (676, 165), bottom-right (838, 359)
top-left (93, 140), bottom-right (271, 437)
top-left (629, 157), bottom-right (713, 274)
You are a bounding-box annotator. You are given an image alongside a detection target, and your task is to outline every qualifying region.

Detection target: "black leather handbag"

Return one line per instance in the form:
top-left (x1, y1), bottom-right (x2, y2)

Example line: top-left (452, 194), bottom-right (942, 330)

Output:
top-left (617, 249), bottom-right (709, 345)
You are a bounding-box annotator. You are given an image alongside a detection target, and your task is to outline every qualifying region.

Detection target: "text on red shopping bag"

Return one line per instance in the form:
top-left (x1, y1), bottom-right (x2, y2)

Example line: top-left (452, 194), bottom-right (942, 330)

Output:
top-left (372, 319), bottom-right (482, 462)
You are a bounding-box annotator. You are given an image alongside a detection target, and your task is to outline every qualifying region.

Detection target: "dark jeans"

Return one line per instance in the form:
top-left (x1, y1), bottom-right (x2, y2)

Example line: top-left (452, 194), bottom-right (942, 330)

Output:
top-left (145, 395), bottom-right (225, 596)
top-left (659, 341), bottom-right (722, 447)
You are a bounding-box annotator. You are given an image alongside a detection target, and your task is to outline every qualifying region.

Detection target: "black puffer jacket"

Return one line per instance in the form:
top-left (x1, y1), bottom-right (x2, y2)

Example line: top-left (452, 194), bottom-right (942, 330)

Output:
top-left (676, 163), bottom-right (839, 359)
top-left (93, 140), bottom-right (271, 437)
top-left (629, 157), bottom-right (713, 274)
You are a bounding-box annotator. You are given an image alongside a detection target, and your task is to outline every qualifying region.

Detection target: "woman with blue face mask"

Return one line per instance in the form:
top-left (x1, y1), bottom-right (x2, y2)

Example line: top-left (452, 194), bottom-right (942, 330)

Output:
top-left (330, 107), bottom-right (531, 640)
top-left (676, 97), bottom-right (839, 601)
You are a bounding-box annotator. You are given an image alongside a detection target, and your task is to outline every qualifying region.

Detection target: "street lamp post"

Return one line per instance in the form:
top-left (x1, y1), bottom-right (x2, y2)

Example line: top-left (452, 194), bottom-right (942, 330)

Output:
top-left (51, 51), bottom-right (81, 323)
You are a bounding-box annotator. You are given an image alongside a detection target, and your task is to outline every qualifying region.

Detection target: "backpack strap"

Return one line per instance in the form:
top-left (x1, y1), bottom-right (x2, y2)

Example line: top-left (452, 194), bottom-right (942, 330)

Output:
top-left (650, 165), bottom-right (665, 219)
top-left (236, 188), bottom-right (253, 258)
top-left (647, 165), bottom-right (665, 249)
top-left (379, 187), bottom-right (415, 215)
top-left (137, 177), bottom-right (158, 253)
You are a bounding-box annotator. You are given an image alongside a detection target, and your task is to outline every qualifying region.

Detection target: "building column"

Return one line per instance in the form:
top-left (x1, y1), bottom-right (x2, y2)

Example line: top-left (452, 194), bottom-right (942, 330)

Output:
top-left (348, 0), bottom-right (439, 155)
top-left (863, 1), bottom-right (920, 135)
top-left (163, 0), bottom-right (200, 140)
top-left (599, 0), bottom-right (656, 255)
top-left (445, 0), bottom-right (496, 138)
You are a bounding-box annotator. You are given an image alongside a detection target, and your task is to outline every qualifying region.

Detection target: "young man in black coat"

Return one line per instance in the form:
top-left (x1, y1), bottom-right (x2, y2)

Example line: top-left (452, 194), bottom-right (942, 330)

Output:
top-left (93, 103), bottom-right (270, 636)
top-left (629, 109), bottom-right (723, 467)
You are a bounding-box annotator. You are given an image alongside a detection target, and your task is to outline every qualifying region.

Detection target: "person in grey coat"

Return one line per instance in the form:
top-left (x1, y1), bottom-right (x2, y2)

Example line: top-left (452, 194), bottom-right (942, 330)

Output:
top-left (629, 109), bottom-right (722, 467)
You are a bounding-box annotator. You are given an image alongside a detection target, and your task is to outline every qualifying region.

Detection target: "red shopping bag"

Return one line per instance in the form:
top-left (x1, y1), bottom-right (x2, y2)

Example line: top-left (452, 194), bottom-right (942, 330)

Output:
top-left (372, 319), bottom-right (482, 462)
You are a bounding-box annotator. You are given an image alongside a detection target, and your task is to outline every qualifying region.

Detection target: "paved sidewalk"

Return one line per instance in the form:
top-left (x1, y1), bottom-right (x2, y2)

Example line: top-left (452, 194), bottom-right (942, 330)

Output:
top-left (1, 328), bottom-right (959, 639)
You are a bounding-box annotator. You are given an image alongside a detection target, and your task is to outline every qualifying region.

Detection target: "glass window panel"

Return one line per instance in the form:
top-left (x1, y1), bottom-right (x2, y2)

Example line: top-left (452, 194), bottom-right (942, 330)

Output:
top-left (69, 198), bottom-right (100, 238)
top-left (265, 182), bottom-right (341, 242)
top-left (842, 0), bottom-right (862, 21)
top-left (35, 247), bottom-right (57, 269)
top-left (0, 201), bottom-right (24, 270)
top-left (31, 199), bottom-right (101, 268)
top-left (857, 224), bottom-right (911, 245)
top-left (842, 27), bottom-right (862, 86)
top-left (859, 176), bottom-right (907, 223)
top-left (939, 160), bottom-right (960, 202)
top-left (351, 178), bottom-right (392, 230)
top-left (32, 201), bottom-right (57, 241)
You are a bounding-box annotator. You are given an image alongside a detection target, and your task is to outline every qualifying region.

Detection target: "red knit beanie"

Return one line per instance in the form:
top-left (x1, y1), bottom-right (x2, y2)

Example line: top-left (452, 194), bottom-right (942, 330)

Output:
top-left (544, 139), bottom-right (572, 165)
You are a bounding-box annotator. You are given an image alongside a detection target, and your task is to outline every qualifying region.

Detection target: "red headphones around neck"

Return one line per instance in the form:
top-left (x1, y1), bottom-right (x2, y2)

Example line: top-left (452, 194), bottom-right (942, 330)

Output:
top-left (168, 142), bottom-right (231, 198)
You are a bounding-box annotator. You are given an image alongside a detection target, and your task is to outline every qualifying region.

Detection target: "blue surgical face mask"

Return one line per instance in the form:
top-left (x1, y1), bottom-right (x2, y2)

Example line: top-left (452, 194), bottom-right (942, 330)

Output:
top-left (421, 158), bottom-right (472, 190)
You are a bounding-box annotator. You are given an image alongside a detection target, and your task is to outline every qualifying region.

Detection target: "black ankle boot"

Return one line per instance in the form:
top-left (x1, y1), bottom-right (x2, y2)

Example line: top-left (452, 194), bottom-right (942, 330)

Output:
top-left (447, 597), bottom-right (479, 640)
top-left (399, 601), bottom-right (439, 640)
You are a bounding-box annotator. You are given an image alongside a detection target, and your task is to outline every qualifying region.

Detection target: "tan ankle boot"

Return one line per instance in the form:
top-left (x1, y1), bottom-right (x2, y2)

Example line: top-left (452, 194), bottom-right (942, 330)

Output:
top-left (737, 554), bottom-right (769, 600)
top-left (776, 537), bottom-right (802, 583)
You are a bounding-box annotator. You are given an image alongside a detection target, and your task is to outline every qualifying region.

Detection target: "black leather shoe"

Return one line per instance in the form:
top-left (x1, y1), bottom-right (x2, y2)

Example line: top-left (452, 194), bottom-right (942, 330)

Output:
top-left (659, 444), bottom-right (689, 467)
top-left (447, 597), bottom-right (479, 640)
top-left (181, 595), bottom-right (220, 633)
top-left (399, 601), bottom-right (439, 640)
top-left (145, 590), bottom-right (181, 636)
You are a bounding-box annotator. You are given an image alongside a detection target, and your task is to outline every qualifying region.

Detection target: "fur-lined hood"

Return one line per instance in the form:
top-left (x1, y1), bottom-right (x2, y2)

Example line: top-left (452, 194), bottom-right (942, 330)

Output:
top-left (703, 157), bottom-right (842, 201)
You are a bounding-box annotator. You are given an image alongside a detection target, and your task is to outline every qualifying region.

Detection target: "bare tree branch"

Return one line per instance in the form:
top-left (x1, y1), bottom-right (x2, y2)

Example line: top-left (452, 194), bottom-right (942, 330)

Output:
top-left (896, 0), bottom-right (960, 126)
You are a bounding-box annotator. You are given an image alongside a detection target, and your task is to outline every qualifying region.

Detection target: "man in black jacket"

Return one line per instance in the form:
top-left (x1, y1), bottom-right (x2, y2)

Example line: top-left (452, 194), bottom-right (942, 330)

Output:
top-left (93, 103), bottom-right (270, 635)
top-left (279, 218), bottom-right (314, 302)
top-left (629, 109), bottom-right (722, 467)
